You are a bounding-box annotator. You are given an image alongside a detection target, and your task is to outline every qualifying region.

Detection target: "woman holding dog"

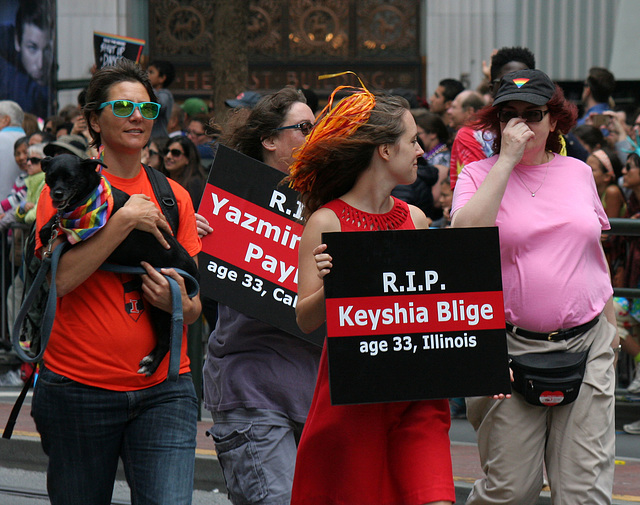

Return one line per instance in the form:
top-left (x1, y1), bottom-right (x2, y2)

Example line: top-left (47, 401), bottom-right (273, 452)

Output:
top-left (32, 59), bottom-right (201, 505)
top-left (451, 69), bottom-right (617, 504)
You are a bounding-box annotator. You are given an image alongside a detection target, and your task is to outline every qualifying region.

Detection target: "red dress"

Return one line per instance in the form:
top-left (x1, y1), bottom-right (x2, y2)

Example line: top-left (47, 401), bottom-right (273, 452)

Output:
top-left (291, 198), bottom-right (455, 505)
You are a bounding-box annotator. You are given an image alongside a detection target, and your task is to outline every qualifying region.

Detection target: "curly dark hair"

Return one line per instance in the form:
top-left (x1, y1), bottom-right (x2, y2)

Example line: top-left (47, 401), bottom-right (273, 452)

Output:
top-left (83, 59), bottom-right (157, 148)
top-left (221, 88), bottom-right (307, 162)
top-left (490, 47), bottom-right (536, 81)
top-left (471, 84), bottom-right (578, 155)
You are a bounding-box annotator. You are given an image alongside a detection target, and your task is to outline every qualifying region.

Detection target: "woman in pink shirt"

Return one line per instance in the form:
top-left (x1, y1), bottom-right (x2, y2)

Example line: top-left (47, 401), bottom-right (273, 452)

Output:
top-left (452, 69), bottom-right (617, 505)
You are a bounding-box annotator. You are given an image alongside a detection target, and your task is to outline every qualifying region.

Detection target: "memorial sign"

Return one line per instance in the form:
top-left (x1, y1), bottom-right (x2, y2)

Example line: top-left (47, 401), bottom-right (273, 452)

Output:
top-left (323, 227), bottom-right (511, 405)
top-left (198, 145), bottom-right (324, 346)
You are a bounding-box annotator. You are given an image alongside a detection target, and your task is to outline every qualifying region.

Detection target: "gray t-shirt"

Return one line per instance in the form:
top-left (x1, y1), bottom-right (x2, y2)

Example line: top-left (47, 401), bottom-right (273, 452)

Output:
top-left (203, 304), bottom-right (322, 423)
top-left (151, 88), bottom-right (173, 138)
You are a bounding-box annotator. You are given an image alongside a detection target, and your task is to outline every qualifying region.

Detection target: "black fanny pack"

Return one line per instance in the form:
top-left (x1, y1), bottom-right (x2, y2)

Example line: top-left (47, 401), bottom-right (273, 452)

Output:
top-left (509, 350), bottom-right (588, 407)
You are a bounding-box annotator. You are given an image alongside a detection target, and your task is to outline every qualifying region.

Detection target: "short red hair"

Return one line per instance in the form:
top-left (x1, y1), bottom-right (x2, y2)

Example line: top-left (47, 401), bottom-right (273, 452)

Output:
top-left (470, 84), bottom-right (578, 155)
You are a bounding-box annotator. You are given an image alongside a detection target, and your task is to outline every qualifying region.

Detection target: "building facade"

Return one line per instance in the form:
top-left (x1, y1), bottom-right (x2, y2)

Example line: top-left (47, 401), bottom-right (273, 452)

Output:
top-left (55, 0), bottom-right (629, 111)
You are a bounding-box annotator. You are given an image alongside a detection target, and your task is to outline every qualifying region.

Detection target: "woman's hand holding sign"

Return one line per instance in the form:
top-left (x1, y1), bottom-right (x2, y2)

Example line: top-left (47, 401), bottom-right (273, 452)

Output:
top-left (313, 243), bottom-right (332, 279)
top-left (491, 368), bottom-right (513, 400)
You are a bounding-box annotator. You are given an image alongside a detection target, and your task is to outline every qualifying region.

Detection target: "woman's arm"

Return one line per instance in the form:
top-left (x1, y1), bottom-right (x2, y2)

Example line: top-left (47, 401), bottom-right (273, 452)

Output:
top-left (46, 194), bottom-right (173, 297)
top-left (409, 204), bottom-right (431, 230)
top-left (452, 118), bottom-right (532, 228)
top-left (604, 185), bottom-right (625, 219)
top-left (295, 208), bottom-right (341, 334)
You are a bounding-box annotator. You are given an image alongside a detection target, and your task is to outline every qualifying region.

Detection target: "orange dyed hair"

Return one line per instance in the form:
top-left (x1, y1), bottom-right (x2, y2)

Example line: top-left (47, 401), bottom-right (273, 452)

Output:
top-left (285, 83), bottom-right (410, 219)
top-left (288, 84), bottom-right (376, 195)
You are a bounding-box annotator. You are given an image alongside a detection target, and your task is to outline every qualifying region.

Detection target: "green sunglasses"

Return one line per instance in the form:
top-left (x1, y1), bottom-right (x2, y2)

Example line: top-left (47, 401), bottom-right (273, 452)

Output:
top-left (98, 100), bottom-right (161, 120)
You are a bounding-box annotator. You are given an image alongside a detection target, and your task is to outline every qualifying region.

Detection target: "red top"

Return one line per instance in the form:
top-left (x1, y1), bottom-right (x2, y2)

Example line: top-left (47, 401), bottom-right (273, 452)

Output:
top-left (321, 196), bottom-right (415, 231)
top-left (290, 196), bottom-right (454, 505)
top-left (449, 125), bottom-right (487, 188)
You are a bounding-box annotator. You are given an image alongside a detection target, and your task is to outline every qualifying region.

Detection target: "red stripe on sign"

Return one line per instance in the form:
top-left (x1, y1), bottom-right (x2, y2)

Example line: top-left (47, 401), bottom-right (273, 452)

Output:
top-left (325, 292), bottom-right (505, 337)
top-left (199, 185), bottom-right (303, 292)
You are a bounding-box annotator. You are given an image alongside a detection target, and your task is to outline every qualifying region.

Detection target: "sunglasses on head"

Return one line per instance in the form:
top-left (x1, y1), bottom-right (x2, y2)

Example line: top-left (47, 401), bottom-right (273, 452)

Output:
top-left (497, 109), bottom-right (549, 123)
top-left (98, 100), bottom-right (161, 120)
top-left (164, 148), bottom-right (184, 158)
top-left (275, 121), bottom-right (314, 136)
top-left (27, 157), bottom-right (42, 164)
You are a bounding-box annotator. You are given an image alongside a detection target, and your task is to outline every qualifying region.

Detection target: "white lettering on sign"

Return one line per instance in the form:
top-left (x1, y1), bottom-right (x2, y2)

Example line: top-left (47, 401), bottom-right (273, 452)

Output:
top-left (211, 191), bottom-right (301, 250)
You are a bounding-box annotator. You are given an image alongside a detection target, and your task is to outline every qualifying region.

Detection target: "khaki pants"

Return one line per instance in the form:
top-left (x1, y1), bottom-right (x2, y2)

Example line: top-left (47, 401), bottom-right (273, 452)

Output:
top-left (466, 314), bottom-right (616, 505)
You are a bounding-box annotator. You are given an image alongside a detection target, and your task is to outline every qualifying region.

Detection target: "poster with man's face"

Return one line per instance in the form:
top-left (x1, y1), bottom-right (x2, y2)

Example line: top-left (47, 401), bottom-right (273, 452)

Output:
top-left (0, 0), bottom-right (55, 118)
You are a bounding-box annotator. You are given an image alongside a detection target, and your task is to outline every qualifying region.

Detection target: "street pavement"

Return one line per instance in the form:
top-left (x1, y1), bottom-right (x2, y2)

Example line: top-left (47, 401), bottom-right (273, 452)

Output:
top-left (0, 385), bottom-right (639, 504)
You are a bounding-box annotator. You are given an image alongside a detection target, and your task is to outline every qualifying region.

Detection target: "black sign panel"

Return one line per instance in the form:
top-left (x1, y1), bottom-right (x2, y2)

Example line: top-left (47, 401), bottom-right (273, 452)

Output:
top-left (94, 32), bottom-right (145, 69)
top-left (198, 145), bottom-right (324, 346)
top-left (323, 227), bottom-right (510, 405)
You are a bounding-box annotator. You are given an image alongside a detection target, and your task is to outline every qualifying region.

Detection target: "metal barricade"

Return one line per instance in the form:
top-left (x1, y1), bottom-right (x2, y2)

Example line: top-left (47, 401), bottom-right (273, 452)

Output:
top-left (1, 222), bottom-right (30, 345)
top-left (604, 218), bottom-right (640, 298)
top-left (604, 218), bottom-right (640, 388)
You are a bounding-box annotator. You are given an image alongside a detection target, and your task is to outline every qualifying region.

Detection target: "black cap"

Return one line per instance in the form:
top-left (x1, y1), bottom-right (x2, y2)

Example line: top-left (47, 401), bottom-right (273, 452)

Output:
top-left (493, 69), bottom-right (555, 106)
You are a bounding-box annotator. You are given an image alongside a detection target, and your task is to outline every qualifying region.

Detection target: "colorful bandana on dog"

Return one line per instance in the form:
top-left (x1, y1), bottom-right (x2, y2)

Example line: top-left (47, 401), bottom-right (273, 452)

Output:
top-left (58, 175), bottom-right (114, 244)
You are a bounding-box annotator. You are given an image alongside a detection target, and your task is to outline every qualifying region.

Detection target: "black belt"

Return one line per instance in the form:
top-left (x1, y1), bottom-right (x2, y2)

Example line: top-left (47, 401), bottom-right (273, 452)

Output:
top-left (506, 316), bottom-right (599, 342)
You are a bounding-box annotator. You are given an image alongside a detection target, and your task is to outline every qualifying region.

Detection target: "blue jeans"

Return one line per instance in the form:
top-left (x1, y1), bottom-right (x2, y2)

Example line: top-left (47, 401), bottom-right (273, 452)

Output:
top-left (208, 409), bottom-right (304, 505)
top-left (32, 366), bottom-right (198, 505)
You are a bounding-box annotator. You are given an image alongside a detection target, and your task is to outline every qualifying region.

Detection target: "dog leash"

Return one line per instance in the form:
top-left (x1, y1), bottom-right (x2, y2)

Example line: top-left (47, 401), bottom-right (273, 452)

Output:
top-left (11, 245), bottom-right (198, 376)
top-left (11, 239), bottom-right (67, 364)
top-left (5, 253), bottom-right (198, 439)
top-left (5, 237), bottom-right (67, 440)
top-left (99, 263), bottom-right (199, 382)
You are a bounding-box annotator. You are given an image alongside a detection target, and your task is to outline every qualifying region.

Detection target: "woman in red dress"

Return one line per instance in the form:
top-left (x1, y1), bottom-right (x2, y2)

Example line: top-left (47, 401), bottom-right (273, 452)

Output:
top-left (287, 87), bottom-right (455, 505)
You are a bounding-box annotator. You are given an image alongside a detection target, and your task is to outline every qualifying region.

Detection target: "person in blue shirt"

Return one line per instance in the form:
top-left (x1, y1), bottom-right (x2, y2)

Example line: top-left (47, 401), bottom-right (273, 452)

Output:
top-left (577, 67), bottom-right (615, 127)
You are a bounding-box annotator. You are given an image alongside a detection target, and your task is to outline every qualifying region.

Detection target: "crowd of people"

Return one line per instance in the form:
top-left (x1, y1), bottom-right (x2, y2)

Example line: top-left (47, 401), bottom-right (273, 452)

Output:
top-left (0, 42), bottom-right (639, 504)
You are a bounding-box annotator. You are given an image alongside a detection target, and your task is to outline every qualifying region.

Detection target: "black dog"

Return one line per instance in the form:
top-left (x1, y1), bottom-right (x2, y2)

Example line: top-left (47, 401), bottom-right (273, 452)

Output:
top-left (39, 154), bottom-right (199, 377)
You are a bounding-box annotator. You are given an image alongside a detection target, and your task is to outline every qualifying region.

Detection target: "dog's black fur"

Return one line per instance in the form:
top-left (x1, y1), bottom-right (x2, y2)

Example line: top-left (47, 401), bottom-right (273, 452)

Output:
top-left (39, 154), bottom-right (199, 377)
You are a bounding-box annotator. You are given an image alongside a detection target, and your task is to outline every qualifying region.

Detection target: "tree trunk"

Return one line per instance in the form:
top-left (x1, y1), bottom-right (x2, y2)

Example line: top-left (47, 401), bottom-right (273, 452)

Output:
top-left (211, 0), bottom-right (250, 126)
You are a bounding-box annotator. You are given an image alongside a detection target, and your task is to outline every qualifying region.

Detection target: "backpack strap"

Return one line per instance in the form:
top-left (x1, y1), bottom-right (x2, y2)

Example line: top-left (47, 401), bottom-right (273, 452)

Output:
top-left (143, 164), bottom-right (180, 236)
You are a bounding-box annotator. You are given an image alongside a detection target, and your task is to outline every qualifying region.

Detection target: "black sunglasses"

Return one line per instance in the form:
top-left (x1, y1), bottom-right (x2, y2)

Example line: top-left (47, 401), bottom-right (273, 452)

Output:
top-left (164, 148), bottom-right (184, 157)
top-left (275, 121), bottom-right (314, 136)
top-left (148, 149), bottom-right (160, 157)
top-left (27, 157), bottom-right (42, 164)
top-left (497, 109), bottom-right (549, 123)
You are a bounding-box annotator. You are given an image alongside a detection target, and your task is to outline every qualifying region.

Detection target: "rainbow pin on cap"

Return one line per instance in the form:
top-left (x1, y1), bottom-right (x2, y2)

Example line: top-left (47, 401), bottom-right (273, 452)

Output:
top-left (493, 69), bottom-right (556, 106)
